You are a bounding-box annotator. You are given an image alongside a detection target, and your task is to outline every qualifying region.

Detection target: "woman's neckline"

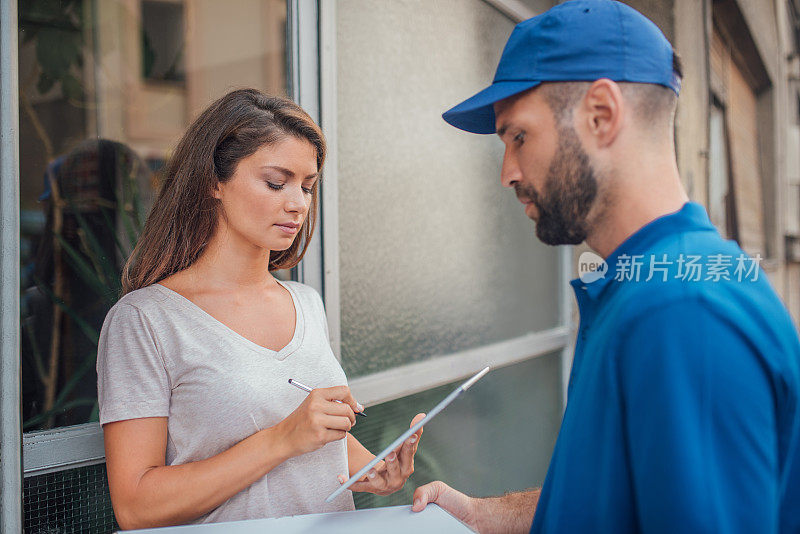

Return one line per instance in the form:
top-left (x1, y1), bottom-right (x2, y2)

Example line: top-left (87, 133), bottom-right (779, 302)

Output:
top-left (152, 279), bottom-right (304, 360)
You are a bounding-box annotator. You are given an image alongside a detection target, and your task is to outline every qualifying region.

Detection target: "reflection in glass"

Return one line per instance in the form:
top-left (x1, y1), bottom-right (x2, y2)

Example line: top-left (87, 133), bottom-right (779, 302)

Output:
top-left (21, 140), bottom-right (149, 430)
top-left (141, 1), bottom-right (186, 83)
top-left (18, 0), bottom-right (288, 431)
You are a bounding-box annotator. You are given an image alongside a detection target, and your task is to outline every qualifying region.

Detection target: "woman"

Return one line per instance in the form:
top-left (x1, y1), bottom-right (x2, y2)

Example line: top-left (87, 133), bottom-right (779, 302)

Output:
top-left (97, 89), bottom-right (423, 529)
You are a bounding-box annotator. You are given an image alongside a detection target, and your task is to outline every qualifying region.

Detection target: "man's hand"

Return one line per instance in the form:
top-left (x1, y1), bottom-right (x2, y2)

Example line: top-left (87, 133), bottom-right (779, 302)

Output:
top-left (339, 413), bottom-right (425, 496)
top-left (413, 482), bottom-right (540, 534)
top-left (412, 481), bottom-right (478, 531)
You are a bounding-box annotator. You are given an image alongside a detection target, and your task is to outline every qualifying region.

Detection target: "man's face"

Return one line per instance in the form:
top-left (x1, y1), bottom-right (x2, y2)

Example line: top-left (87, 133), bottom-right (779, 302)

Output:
top-left (494, 88), bottom-right (599, 245)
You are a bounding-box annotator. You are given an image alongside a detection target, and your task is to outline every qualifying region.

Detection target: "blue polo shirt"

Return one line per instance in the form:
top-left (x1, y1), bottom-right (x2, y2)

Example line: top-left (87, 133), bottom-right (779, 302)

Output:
top-left (530, 202), bottom-right (800, 534)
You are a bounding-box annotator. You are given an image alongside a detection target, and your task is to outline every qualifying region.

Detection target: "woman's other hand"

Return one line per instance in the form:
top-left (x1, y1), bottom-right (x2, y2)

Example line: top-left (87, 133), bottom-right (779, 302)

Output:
top-left (276, 385), bottom-right (363, 457)
top-left (341, 412), bottom-right (425, 496)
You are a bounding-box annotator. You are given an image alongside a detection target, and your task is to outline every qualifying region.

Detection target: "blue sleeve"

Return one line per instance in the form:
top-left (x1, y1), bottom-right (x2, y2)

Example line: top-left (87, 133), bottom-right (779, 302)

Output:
top-left (616, 298), bottom-right (779, 534)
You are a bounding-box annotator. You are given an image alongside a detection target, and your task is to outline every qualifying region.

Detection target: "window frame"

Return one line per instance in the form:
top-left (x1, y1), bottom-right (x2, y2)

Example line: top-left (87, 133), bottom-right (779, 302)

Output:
top-left (1, 0), bottom-right (22, 528)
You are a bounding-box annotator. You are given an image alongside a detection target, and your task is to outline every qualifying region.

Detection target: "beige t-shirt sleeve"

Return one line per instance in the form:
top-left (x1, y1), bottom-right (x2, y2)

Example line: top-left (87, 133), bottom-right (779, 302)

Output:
top-left (97, 302), bottom-right (171, 425)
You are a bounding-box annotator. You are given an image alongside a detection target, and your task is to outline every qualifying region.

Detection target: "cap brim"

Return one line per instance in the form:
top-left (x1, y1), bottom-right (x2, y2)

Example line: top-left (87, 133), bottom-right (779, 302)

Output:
top-left (442, 80), bottom-right (542, 134)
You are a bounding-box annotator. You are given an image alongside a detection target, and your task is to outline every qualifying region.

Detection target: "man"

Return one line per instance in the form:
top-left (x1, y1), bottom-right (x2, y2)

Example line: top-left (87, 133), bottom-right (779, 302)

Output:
top-left (411, 1), bottom-right (800, 533)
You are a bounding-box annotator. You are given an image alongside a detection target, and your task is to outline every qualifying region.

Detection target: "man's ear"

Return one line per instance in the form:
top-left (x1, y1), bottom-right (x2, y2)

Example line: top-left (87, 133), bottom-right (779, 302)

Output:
top-left (579, 79), bottom-right (624, 148)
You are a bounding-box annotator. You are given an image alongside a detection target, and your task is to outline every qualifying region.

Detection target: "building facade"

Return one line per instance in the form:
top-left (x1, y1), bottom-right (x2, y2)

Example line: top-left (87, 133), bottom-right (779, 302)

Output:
top-left (0, 0), bottom-right (797, 531)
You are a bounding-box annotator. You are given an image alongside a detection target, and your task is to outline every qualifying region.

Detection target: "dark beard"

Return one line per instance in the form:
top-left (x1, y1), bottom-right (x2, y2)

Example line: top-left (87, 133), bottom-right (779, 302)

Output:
top-left (516, 125), bottom-right (599, 245)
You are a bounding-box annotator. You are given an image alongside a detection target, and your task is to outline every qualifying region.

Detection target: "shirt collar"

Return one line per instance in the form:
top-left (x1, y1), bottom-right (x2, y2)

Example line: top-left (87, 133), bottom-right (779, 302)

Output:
top-left (570, 202), bottom-right (717, 301)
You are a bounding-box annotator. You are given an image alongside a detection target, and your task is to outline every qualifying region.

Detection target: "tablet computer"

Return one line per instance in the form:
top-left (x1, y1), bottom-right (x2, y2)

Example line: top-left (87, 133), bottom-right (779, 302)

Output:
top-left (326, 366), bottom-right (491, 503)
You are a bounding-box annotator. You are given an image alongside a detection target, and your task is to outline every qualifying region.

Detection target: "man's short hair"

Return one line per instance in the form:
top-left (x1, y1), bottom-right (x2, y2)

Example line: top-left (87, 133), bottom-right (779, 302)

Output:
top-left (541, 49), bottom-right (683, 133)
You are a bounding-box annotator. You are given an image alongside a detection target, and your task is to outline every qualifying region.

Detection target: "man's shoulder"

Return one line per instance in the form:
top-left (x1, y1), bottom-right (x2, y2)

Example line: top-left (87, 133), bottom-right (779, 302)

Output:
top-left (606, 239), bottom-right (799, 365)
top-left (610, 228), bottom-right (774, 318)
top-left (609, 272), bottom-right (789, 341)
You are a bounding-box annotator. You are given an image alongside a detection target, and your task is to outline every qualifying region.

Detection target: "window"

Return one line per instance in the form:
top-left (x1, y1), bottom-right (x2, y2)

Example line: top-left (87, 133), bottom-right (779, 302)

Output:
top-left (350, 352), bottom-right (563, 509)
top-left (141, 1), bottom-right (187, 83)
top-left (709, 8), bottom-right (772, 258)
top-left (322, 0), bottom-right (570, 503)
top-left (19, 0), bottom-right (289, 434)
top-left (17, 1), bottom-right (289, 529)
top-left (708, 97), bottom-right (738, 241)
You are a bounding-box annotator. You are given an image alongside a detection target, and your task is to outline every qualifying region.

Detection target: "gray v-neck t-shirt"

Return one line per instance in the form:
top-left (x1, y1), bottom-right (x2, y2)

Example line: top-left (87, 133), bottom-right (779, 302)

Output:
top-left (96, 280), bottom-right (355, 525)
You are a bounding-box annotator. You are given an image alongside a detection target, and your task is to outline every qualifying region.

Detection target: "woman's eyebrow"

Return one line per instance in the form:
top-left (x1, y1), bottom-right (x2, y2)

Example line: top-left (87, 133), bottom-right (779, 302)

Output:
top-left (262, 165), bottom-right (294, 177)
top-left (262, 165), bottom-right (318, 180)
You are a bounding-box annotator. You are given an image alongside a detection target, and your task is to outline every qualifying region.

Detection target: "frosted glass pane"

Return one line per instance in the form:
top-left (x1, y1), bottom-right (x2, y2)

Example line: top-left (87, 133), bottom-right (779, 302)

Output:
top-left (516, 0), bottom-right (556, 14)
top-left (350, 353), bottom-right (563, 508)
top-left (336, 0), bottom-right (562, 377)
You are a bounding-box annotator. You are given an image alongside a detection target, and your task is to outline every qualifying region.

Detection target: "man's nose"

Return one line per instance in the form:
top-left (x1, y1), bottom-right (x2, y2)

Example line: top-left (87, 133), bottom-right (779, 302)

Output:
top-left (500, 149), bottom-right (521, 188)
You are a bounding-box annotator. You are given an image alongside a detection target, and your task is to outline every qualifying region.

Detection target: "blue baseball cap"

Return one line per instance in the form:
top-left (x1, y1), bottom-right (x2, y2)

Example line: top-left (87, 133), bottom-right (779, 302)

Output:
top-left (442, 0), bottom-right (681, 134)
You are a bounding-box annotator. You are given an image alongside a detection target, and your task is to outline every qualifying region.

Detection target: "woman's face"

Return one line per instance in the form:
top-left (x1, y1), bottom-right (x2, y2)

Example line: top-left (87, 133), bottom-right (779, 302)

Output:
top-left (213, 136), bottom-right (318, 252)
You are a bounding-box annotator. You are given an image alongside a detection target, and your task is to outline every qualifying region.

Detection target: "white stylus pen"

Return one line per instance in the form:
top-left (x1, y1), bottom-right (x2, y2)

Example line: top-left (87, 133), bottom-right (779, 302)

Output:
top-left (288, 379), bottom-right (367, 417)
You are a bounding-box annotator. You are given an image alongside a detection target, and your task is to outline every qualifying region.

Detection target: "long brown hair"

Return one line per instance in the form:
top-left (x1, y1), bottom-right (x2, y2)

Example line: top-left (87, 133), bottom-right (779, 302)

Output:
top-left (121, 88), bottom-right (325, 294)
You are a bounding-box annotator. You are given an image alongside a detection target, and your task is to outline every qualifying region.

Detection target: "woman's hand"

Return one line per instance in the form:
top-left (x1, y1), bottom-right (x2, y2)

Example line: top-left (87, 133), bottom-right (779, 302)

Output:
top-left (340, 413), bottom-right (425, 496)
top-left (275, 385), bottom-right (364, 457)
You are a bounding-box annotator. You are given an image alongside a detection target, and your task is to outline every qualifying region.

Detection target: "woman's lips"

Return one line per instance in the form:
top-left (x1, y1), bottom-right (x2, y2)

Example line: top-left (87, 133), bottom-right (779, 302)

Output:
top-left (274, 223), bottom-right (300, 235)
